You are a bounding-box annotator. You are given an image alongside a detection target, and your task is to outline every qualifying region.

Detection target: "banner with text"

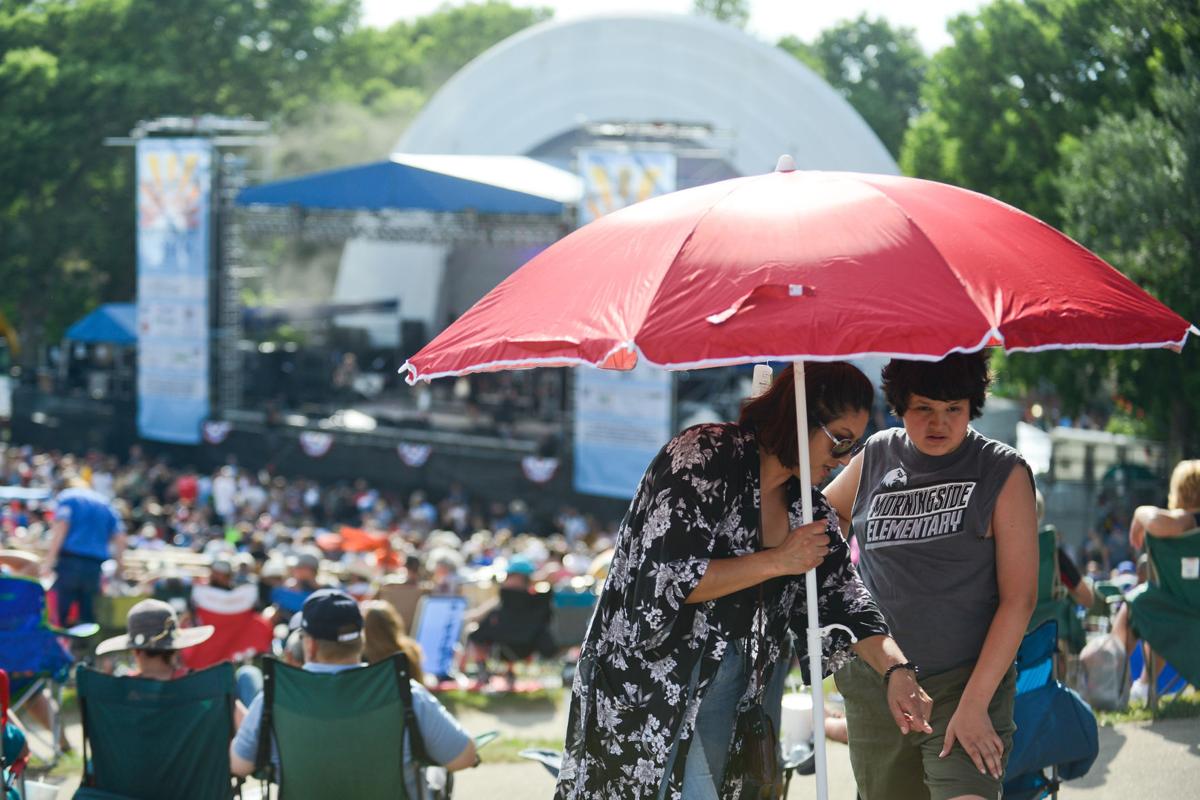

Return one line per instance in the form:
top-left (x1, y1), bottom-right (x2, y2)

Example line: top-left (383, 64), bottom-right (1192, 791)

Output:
top-left (136, 138), bottom-right (212, 444)
top-left (573, 151), bottom-right (676, 498)
top-left (574, 359), bottom-right (674, 499)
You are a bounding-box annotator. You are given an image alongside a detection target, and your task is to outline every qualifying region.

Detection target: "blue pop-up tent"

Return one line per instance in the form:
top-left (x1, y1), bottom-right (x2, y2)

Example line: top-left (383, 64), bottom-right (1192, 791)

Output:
top-left (236, 154), bottom-right (580, 215)
top-left (64, 303), bottom-right (137, 345)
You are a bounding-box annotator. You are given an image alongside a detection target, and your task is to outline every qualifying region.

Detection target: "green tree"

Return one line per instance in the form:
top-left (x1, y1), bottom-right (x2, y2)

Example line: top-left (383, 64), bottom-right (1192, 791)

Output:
top-left (692, 0), bottom-right (750, 29)
top-left (1051, 64), bottom-right (1200, 453)
top-left (898, 0), bottom-right (1150, 224)
top-left (0, 0), bottom-right (358, 363)
top-left (273, 2), bottom-right (552, 175)
top-left (0, 0), bottom-right (552, 359)
top-left (780, 16), bottom-right (927, 157)
top-left (975, 1), bottom-right (1200, 452)
top-left (329, 1), bottom-right (551, 97)
top-left (900, 0), bottom-right (1200, 449)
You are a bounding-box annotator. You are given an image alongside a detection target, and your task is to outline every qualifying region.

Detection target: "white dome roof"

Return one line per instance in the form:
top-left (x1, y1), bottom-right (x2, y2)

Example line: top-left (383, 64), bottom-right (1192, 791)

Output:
top-left (397, 13), bottom-right (898, 177)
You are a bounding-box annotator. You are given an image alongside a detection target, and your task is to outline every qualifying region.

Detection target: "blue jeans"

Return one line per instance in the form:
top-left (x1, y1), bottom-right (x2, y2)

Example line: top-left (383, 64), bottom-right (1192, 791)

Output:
top-left (236, 664), bottom-right (264, 707)
top-left (664, 641), bottom-right (790, 798)
top-left (54, 553), bottom-right (102, 625)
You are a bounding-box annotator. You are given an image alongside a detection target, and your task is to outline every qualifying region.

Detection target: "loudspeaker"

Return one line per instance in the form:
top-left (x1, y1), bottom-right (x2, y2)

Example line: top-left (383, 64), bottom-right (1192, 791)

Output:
top-left (400, 320), bottom-right (428, 360)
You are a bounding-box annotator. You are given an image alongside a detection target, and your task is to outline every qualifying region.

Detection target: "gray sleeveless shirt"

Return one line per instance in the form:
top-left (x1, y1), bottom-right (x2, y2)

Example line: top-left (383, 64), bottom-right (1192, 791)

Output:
top-left (850, 427), bottom-right (1029, 675)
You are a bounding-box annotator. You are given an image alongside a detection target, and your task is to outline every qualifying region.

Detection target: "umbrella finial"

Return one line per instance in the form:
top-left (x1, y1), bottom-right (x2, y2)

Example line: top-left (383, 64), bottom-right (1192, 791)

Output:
top-left (775, 154), bottom-right (796, 172)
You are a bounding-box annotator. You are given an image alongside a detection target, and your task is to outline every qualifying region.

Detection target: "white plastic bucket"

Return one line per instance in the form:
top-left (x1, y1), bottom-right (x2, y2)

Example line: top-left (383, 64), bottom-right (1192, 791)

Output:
top-left (22, 780), bottom-right (61, 800)
top-left (780, 691), bottom-right (814, 750)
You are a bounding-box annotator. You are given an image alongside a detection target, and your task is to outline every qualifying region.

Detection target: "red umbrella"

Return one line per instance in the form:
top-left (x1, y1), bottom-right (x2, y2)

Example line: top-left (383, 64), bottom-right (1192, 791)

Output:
top-left (404, 160), bottom-right (1194, 381)
top-left (402, 157), bottom-right (1196, 797)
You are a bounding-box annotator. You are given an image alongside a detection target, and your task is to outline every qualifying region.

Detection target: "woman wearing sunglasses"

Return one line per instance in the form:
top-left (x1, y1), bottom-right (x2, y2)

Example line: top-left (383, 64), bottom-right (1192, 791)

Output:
top-left (824, 352), bottom-right (1037, 800)
top-left (556, 362), bottom-right (931, 800)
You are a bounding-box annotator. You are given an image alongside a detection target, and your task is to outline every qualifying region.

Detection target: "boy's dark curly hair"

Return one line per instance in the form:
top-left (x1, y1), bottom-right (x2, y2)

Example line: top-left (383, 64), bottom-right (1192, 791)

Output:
top-left (881, 352), bottom-right (991, 420)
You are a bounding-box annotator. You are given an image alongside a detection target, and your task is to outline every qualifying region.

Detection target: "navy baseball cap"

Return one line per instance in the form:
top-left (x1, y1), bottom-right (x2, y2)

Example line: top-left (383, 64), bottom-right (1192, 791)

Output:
top-left (300, 589), bottom-right (363, 643)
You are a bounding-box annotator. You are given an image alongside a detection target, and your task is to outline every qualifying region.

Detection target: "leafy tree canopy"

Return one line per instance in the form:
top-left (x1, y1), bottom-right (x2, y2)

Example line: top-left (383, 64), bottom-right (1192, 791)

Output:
top-left (779, 15), bottom-right (926, 157)
top-left (0, 0), bottom-right (547, 355)
top-left (692, 0), bottom-right (750, 29)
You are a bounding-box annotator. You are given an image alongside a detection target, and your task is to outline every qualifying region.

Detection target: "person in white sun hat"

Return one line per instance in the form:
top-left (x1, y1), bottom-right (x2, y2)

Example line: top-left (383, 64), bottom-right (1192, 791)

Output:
top-left (95, 599), bottom-right (214, 681)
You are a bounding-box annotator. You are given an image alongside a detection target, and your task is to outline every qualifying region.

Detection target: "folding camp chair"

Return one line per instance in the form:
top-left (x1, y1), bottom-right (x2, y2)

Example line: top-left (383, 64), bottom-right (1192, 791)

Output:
top-left (550, 588), bottom-right (597, 650)
top-left (414, 595), bottom-right (469, 682)
top-left (1002, 621), bottom-right (1099, 800)
top-left (378, 579), bottom-right (429, 633)
top-left (1090, 579), bottom-right (1125, 614)
top-left (468, 589), bottom-right (557, 685)
top-left (1027, 526), bottom-right (1085, 654)
top-left (0, 574), bottom-right (97, 765)
top-left (549, 588), bottom-right (597, 687)
top-left (2, 670), bottom-right (30, 800)
top-left (254, 654), bottom-right (448, 800)
top-left (1130, 527), bottom-right (1200, 711)
top-left (74, 662), bottom-right (238, 800)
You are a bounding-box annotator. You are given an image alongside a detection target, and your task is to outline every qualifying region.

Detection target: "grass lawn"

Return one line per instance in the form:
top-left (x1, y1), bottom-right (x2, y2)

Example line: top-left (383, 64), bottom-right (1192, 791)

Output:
top-left (479, 735), bottom-right (566, 765)
top-left (435, 685), bottom-right (564, 714)
top-left (1096, 690), bottom-right (1200, 725)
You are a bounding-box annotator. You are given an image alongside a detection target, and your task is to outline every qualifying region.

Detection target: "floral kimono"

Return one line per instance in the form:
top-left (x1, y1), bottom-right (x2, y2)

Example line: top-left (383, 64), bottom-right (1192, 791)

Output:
top-left (555, 423), bottom-right (889, 800)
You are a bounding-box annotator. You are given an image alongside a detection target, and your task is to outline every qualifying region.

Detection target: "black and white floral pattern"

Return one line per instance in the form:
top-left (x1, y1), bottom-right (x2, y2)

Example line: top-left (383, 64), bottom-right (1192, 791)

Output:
top-left (555, 424), bottom-right (890, 799)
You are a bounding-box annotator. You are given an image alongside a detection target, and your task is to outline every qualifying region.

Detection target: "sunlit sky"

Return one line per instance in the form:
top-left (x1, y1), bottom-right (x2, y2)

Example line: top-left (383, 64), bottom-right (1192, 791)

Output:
top-left (361, 0), bottom-right (987, 54)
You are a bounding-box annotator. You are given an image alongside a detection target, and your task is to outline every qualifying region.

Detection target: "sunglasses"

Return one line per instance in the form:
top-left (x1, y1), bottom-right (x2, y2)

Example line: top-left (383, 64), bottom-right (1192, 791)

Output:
top-left (821, 424), bottom-right (864, 459)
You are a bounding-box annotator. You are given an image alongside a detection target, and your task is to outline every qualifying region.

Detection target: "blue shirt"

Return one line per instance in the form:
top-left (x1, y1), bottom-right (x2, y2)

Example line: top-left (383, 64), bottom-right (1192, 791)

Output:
top-left (232, 662), bottom-right (471, 798)
top-left (55, 488), bottom-right (123, 561)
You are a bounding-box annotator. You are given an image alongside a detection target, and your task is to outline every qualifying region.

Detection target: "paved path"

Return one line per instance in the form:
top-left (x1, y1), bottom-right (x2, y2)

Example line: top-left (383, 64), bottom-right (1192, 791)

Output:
top-left (455, 716), bottom-right (1200, 797)
top-left (33, 704), bottom-right (1199, 798)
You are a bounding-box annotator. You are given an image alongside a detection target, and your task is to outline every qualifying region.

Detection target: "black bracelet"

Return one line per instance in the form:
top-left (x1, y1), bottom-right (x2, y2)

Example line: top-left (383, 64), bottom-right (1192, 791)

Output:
top-left (884, 662), bottom-right (919, 684)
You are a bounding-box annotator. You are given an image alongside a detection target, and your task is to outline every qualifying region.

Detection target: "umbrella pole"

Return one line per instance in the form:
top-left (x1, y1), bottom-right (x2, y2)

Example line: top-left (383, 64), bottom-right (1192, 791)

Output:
top-left (793, 361), bottom-right (829, 800)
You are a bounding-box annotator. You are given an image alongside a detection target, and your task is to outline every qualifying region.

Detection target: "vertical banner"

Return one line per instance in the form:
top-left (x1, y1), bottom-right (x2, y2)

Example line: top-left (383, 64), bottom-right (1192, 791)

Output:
top-left (574, 362), bottom-right (674, 498)
top-left (576, 150), bottom-right (677, 226)
top-left (573, 151), bottom-right (676, 498)
top-left (136, 138), bottom-right (212, 444)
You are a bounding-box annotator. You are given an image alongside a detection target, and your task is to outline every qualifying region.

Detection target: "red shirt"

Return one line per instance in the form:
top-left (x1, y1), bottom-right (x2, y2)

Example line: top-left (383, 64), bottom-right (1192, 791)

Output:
top-left (176, 475), bottom-right (198, 505)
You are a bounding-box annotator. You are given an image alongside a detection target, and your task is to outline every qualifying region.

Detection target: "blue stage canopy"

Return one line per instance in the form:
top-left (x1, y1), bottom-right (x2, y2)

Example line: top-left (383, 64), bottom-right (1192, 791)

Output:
top-left (236, 156), bottom-right (574, 215)
top-left (65, 303), bottom-right (137, 345)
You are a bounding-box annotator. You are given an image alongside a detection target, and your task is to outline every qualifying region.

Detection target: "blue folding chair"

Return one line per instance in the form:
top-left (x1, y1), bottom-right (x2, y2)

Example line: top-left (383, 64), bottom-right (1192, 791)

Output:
top-left (3, 669), bottom-right (30, 800)
top-left (0, 575), bottom-right (97, 766)
top-left (1129, 645), bottom-right (1187, 698)
top-left (1003, 620), bottom-right (1099, 800)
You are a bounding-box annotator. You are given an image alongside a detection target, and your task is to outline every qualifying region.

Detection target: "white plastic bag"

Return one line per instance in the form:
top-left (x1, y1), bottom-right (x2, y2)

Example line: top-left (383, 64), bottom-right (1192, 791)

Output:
top-left (1078, 632), bottom-right (1130, 711)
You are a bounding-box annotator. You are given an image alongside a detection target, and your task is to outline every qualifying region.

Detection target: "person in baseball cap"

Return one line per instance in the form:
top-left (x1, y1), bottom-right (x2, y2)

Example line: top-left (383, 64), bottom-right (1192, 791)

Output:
top-left (95, 599), bottom-right (214, 681)
top-left (299, 588), bottom-right (364, 651)
top-left (231, 589), bottom-right (368, 779)
top-left (230, 587), bottom-right (478, 789)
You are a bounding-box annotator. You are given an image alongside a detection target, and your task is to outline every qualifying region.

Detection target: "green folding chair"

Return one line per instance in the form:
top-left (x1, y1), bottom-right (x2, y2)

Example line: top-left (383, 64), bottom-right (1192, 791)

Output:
top-left (255, 654), bottom-right (439, 800)
top-left (74, 663), bottom-right (238, 800)
top-left (1130, 528), bottom-right (1200, 710)
top-left (1027, 525), bottom-right (1086, 654)
top-left (1087, 579), bottom-right (1125, 625)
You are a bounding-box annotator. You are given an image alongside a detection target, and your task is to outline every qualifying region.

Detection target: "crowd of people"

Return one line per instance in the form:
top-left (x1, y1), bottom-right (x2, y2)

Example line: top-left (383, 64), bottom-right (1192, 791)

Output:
top-left (0, 443), bottom-right (619, 631)
top-left (0, 441), bottom-right (625, 795)
top-left (1, 354), bottom-right (1194, 800)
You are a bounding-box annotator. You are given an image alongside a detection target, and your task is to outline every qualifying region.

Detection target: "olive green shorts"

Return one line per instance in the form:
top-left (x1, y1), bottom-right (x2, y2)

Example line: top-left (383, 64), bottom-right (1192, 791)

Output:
top-left (835, 659), bottom-right (1017, 800)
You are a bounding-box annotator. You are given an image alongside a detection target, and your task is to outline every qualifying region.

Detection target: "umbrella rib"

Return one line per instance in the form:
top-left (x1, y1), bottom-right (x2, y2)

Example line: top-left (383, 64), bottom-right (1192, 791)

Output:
top-left (862, 182), bottom-right (1001, 345)
top-left (632, 178), bottom-right (754, 349)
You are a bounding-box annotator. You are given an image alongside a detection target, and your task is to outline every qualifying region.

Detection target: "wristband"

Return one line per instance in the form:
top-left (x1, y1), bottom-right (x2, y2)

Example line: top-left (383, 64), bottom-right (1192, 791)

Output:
top-left (884, 662), bottom-right (919, 684)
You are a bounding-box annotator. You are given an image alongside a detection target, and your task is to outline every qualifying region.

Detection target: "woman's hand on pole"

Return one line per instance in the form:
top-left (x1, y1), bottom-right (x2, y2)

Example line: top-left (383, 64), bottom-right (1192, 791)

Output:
top-left (773, 520), bottom-right (830, 575)
top-left (885, 670), bottom-right (933, 735)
